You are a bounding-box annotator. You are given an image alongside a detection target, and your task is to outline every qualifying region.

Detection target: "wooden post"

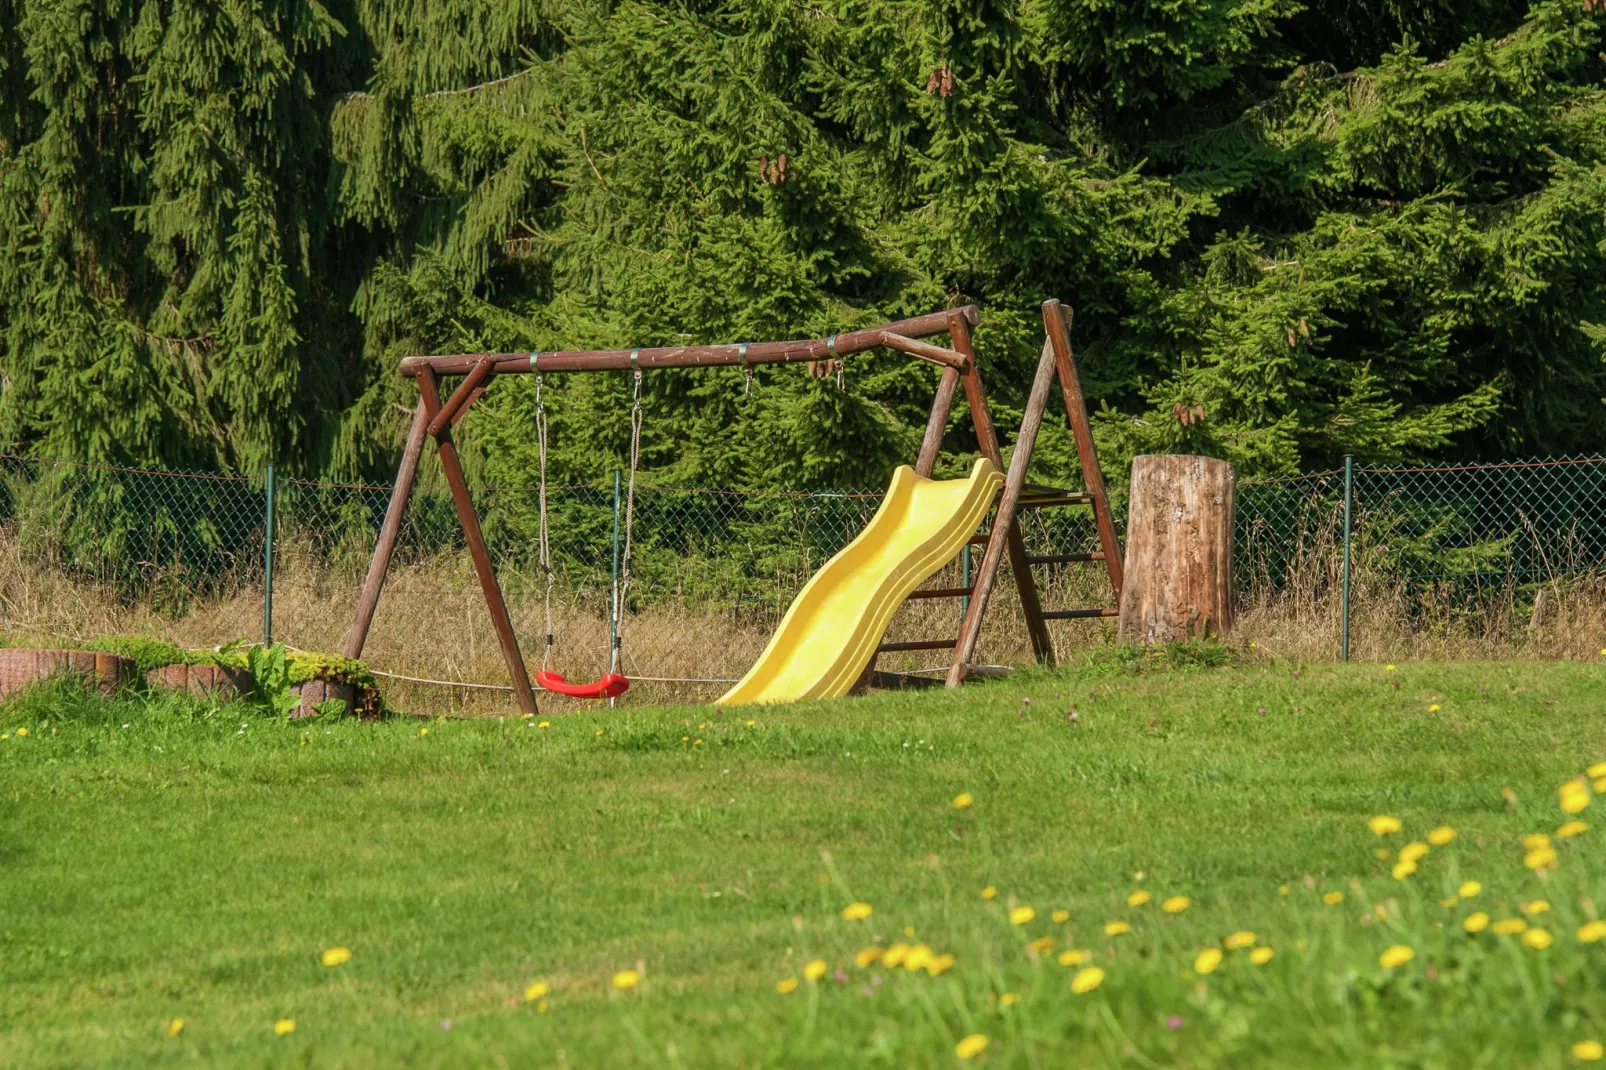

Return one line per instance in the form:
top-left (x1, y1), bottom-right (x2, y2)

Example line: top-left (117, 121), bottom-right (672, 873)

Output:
top-left (1118, 455), bottom-right (1236, 644)
top-left (916, 366), bottom-right (961, 477)
top-left (949, 311), bottom-right (1054, 669)
top-left (1041, 300), bottom-right (1124, 600)
top-left (418, 368), bottom-right (540, 715)
top-left (948, 338), bottom-right (1057, 685)
top-left (342, 404), bottom-right (429, 659)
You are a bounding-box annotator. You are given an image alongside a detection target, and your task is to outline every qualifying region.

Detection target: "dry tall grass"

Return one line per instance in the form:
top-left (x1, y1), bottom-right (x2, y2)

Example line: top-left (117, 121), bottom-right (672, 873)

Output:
top-left (4, 525), bottom-right (1602, 717)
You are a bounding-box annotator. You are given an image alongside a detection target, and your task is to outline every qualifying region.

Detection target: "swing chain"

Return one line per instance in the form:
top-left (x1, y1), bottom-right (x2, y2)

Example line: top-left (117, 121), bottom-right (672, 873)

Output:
top-left (535, 370), bottom-right (555, 670)
top-left (613, 368), bottom-right (644, 670)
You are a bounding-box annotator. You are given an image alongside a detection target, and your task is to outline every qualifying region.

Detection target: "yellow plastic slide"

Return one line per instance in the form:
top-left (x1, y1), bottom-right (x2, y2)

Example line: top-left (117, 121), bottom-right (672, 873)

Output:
top-left (717, 458), bottom-right (1003, 706)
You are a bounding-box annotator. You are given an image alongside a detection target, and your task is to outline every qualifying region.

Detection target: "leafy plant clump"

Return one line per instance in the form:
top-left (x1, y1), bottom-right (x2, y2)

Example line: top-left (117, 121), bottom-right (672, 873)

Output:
top-left (1077, 637), bottom-right (1239, 677)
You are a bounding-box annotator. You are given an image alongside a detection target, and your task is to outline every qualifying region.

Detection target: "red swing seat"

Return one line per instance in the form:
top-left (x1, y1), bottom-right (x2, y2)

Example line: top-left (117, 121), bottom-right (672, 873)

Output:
top-left (535, 670), bottom-right (630, 700)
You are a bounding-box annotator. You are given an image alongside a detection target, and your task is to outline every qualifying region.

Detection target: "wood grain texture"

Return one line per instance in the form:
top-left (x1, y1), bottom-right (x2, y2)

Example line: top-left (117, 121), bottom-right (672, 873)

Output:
top-left (1118, 455), bottom-right (1236, 644)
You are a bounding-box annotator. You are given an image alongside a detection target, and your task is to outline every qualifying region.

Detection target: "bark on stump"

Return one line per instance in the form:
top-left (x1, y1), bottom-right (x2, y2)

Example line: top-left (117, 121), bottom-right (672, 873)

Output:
top-left (0, 649), bottom-right (136, 698)
top-left (1118, 455), bottom-right (1235, 644)
top-left (145, 663), bottom-right (254, 700)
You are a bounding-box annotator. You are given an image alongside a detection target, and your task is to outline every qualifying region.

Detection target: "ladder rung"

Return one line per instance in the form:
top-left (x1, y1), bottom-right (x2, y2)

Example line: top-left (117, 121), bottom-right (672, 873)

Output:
top-left (967, 533), bottom-right (990, 545)
top-left (905, 587), bottom-right (973, 600)
top-left (877, 639), bottom-right (959, 652)
top-left (1042, 608), bottom-right (1119, 620)
top-left (1025, 552), bottom-right (1105, 565)
top-left (1017, 484), bottom-right (1094, 508)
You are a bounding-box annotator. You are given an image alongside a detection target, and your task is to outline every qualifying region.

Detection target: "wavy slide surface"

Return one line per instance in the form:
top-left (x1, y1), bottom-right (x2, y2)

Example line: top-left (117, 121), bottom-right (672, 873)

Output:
top-left (717, 459), bottom-right (1003, 706)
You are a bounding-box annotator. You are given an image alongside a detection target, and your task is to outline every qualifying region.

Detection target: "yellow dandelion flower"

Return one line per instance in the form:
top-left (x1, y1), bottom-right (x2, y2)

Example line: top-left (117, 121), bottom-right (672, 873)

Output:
top-left (981, 886), bottom-right (997, 900)
top-left (1279, 885), bottom-right (1290, 895)
top-left (1224, 931), bottom-right (1257, 950)
top-left (1427, 826), bottom-right (1456, 845)
top-left (1590, 762), bottom-right (1606, 779)
top-left (1010, 906), bottom-right (1036, 925)
top-left (536, 1000), bottom-right (549, 1014)
top-left (955, 1034), bottom-right (989, 1060)
top-left (803, 959), bottom-right (827, 982)
top-left (1464, 912), bottom-right (1490, 932)
top-left (14, 728), bottom-right (26, 738)
top-left (1070, 966), bottom-right (1105, 993)
top-left (1559, 820), bottom-right (1589, 838)
top-left (841, 902), bottom-right (873, 921)
top-left (1523, 928), bottom-right (1554, 949)
top-left (320, 947), bottom-right (351, 967)
top-left (1574, 1040), bottom-right (1604, 1062)
top-left (1249, 947), bottom-right (1275, 965)
top-left (1561, 780), bottom-right (1592, 815)
top-left (1524, 900), bottom-right (1551, 915)
top-left (1051, 909), bottom-right (1070, 924)
top-left (903, 946), bottom-right (934, 972)
top-left (1194, 948), bottom-right (1223, 974)
top-left (926, 953), bottom-right (956, 976)
top-left (273, 1019), bottom-right (295, 1036)
top-left (524, 982), bottom-right (549, 1002)
top-left (1323, 891), bottom-right (1344, 905)
top-left (1399, 841), bottom-right (1430, 863)
top-left (1127, 890), bottom-right (1152, 907)
top-left (1525, 833), bottom-right (1553, 850)
top-left (1369, 815), bottom-right (1402, 836)
top-left (1000, 992), bottom-right (1019, 1007)
top-left (1104, 920), bottom-right (1132, 936)
top-left (1526, 846), bottom-right (1559, 870)
top-left (776, 977), bottom-right (798, 994)
top-left (1578, 920), bottom-right (1606, 943)
top-left (746, 719), bottom-right (755, 727)
top-left (612, 970), bottom-right (640, 990)
top-left (1378, 945), bottom-right (1414, 968)
top-left (882, 943), bottom-right (910, 968)
top-left (1386, 664), bottom-right (1396, 670)
top-left (1162, 896), bottom-right (1191, 914)
top-left (595, 729), bottom-right (603, 736)
top-left (1492, 918), bottom-right (1528, 935)
top-left (1596, 777), bottom-right (1606, 793)
top-left (1028, 936), bottom-right (1054, 954)
top-left (538, 720), bottom-right (550, 728)
top-left (1459, 880), bottom-right (1482, 898)
top-left (1429, 704), bottom-right (1441, 712)
top-left (855, 946), bottom-right (883, 968)
top-left (1392, 860), bottom-right (1418, 880)
top-left (953, 792), bottom-right (974, 809)
top-left (166, 1018), bottom-right (184, 1037)
top-left (1058, 949), bottom-right (1088, 966)
top-left (418, 728), bottom-right (427, 737)
top-left (681, 736), bottom-right (690, 742)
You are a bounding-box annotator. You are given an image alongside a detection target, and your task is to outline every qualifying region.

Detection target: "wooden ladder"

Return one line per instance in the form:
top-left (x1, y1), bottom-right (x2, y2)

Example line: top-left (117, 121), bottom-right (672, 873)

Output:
top-left (865, 299), bottom-right (1124, 688)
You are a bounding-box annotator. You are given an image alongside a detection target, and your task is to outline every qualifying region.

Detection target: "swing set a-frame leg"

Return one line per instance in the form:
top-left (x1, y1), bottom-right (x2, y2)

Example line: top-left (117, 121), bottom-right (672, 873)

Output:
top-left (417, 367), bottom-right (540, 716)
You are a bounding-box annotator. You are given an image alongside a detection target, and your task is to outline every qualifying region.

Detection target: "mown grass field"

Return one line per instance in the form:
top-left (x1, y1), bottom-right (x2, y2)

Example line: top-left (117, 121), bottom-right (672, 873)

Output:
top-left (5, 657), bottom-right (1606, 1067)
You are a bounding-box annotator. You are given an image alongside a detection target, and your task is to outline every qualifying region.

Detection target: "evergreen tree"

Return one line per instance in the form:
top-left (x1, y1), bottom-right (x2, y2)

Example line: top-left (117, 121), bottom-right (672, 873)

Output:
top-left (1, 0), bottom-right (1602, 486)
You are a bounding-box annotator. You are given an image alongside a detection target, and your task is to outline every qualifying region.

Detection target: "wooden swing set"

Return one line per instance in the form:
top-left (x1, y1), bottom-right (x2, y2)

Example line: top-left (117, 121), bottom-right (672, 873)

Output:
top-left (341, 300), bottom-right (1122, 714)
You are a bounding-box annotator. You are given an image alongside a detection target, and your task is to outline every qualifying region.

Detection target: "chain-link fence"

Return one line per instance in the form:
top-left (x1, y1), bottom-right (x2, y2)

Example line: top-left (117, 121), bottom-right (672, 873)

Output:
top-left (5, 452), bottom-right (1606, 711)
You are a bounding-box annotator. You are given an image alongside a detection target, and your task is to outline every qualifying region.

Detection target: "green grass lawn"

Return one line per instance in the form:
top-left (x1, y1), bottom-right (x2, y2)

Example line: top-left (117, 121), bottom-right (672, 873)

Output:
top-left (5, 657), bottom-right (1606, 1067)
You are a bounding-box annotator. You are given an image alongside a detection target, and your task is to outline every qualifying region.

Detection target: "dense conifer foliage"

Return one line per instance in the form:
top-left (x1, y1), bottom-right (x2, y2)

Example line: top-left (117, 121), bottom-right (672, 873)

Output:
top-left (1, 0), bottom-right (1602, 486)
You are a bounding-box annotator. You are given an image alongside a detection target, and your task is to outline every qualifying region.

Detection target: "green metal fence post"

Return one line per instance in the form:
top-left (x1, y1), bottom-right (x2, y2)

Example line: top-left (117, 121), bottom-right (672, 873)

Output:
top-left (610, 467), bottom-right (623, 675)
top-left (263, 464), bottom-right (276, 646)
top-left (961, 545), bottom-right (972, 620)
top-left (1341, 454), bottom-right (1353, 662)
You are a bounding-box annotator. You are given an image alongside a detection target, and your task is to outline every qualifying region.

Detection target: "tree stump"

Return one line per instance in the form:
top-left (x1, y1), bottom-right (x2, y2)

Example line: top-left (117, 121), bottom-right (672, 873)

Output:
top-left (0, 649), bottom-right (136, 699)
top-left (1118, 455), bottom-right (1235, 644)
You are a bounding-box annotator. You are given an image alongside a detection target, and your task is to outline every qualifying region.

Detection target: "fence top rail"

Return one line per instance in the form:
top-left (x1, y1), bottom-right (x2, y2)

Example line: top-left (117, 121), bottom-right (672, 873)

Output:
top-left (396, 306), bottom-right (980, 378)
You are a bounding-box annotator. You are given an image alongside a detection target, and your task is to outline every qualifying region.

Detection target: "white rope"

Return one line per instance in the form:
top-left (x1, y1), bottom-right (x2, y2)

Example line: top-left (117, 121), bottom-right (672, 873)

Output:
top-left (368, 668), bottom-right (737, 689)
